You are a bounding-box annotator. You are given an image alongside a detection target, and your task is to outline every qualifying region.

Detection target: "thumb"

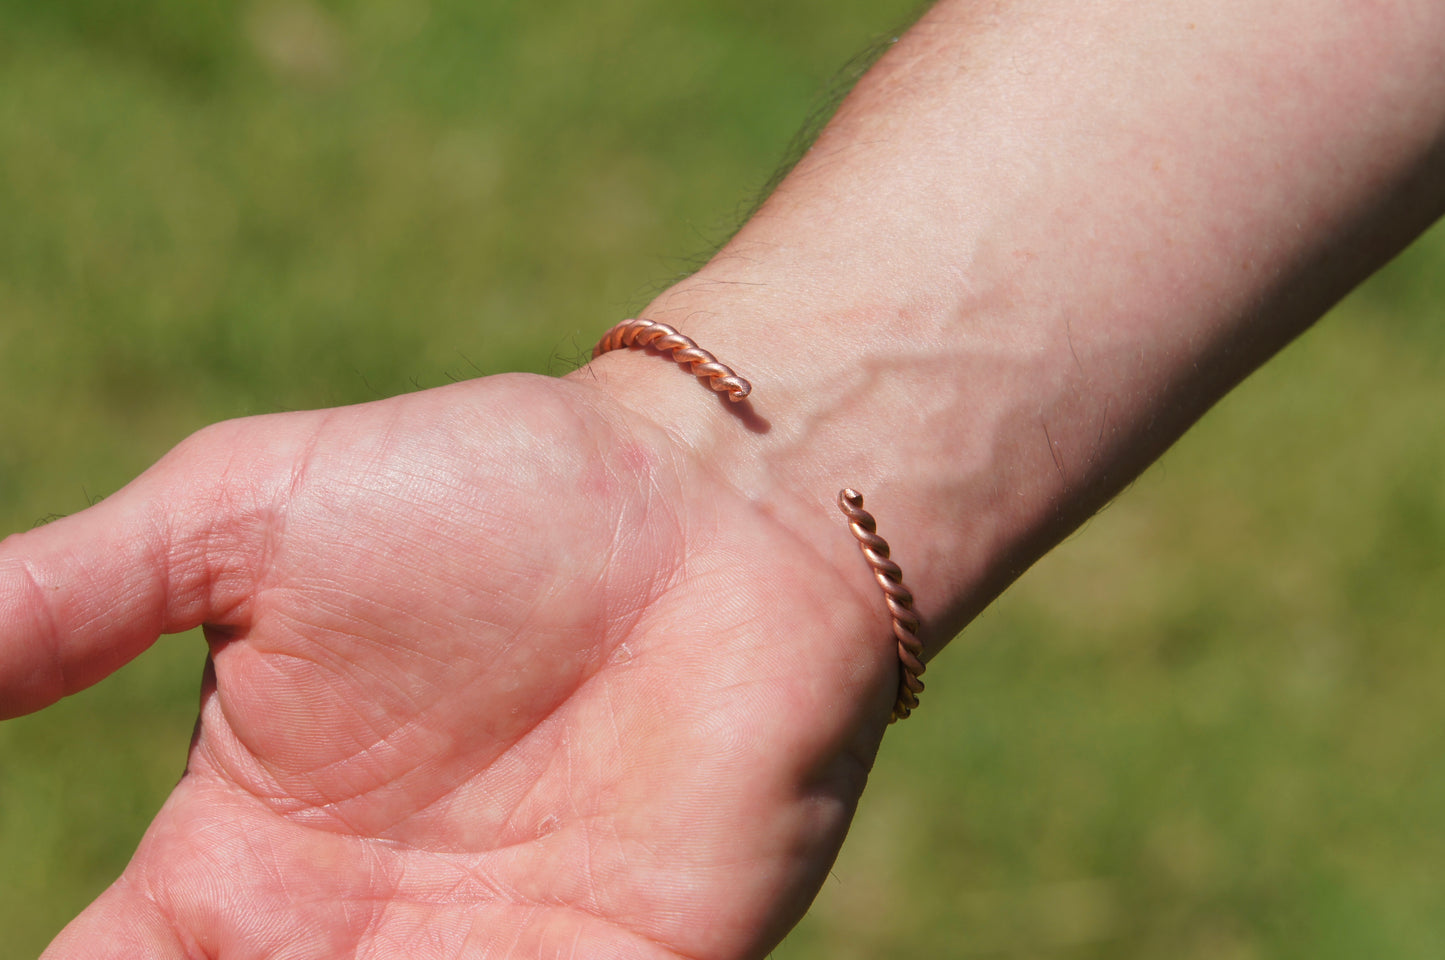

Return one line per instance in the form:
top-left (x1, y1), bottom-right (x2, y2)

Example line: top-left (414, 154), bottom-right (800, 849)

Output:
top-left (0, 423), bottom-right (268, 719)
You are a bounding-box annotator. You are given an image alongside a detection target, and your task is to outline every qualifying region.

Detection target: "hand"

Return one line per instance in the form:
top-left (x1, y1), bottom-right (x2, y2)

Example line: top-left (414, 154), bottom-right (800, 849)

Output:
top-left (0, 372), bottom-right (895, 959)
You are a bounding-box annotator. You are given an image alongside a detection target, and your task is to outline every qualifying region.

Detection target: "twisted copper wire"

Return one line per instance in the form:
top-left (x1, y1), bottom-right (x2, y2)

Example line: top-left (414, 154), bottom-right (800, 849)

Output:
top-left (838, 489), bottom-right (925, 722)
top-left (591, 319), bottom-right (924, 721)
top-left (593, 318), bottom-right (752, 402)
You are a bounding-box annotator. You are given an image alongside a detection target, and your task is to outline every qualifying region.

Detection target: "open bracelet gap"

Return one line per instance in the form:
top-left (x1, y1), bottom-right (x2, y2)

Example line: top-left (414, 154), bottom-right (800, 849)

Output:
top-left (593, 318), bottom-right (925, 722)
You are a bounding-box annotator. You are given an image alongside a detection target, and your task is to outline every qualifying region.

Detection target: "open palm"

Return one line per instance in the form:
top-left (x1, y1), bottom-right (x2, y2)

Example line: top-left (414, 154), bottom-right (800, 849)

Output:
top-left (1, 373), bottom-right (895, 959)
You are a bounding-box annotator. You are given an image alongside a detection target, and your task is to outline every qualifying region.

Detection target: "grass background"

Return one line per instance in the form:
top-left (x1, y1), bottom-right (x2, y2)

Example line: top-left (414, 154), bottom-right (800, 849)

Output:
top-left (0, 1), bottom-right (1442, 957)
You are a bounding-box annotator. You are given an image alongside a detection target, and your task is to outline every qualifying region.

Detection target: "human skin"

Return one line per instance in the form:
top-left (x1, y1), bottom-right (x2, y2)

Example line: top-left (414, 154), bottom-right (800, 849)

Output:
top-left (2, 1), bottom-right (1443, 957)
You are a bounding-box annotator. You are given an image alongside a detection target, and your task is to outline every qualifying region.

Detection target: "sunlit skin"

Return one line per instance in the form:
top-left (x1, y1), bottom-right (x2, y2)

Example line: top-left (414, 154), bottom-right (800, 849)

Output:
top-left (3, 373), bottom-right (895, 958)
top-left (2, 0), bottom-right (1443, 956)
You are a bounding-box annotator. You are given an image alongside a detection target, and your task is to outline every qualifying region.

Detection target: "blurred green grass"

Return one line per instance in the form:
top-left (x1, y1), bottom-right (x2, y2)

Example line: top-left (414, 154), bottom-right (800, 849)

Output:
top-left (0, 2), bottom-right (1442, 957)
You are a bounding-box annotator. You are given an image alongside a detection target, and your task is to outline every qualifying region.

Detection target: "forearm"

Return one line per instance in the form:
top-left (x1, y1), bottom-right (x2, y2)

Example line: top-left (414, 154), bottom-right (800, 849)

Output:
top-left (584, 0), bottom-right (1445, 656)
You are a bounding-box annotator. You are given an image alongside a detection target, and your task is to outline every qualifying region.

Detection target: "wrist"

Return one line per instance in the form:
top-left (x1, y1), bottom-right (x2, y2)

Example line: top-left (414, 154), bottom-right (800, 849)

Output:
top-left (572, 342), bottom-right (909, 728)
top-left (578, 268), bottom-right (1077, 660)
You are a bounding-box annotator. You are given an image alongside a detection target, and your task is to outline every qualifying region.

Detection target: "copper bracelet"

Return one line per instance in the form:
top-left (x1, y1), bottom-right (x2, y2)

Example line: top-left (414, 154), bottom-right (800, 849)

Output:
top-left (838, 489), bottom-right (925, 721)
top-left (592, 321), bottom-right (924, 721)
top-left (592, 318), bottom-right (751, 402)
